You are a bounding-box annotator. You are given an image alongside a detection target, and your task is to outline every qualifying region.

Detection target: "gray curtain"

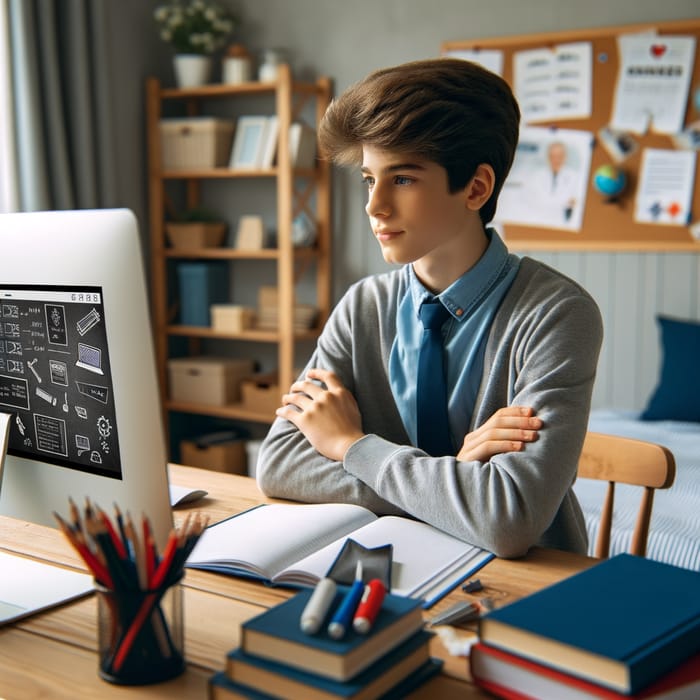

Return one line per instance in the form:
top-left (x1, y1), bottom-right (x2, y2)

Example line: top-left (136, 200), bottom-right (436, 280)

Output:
top-left (8, 0), bottom-right (117, 211)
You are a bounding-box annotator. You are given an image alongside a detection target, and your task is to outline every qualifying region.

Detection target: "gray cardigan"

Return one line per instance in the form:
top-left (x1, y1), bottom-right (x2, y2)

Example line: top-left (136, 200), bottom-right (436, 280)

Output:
top-left (257, 257), bottom-right (603, 558)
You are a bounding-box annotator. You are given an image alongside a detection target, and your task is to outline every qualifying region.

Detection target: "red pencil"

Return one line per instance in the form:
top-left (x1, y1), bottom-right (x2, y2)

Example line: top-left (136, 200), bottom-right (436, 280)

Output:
top-left (150, 529), bottom-right (178, 589)
top-left (112, 526), bottom-right (180, 673)
top-left (53, 512), bottom-right (114, 588)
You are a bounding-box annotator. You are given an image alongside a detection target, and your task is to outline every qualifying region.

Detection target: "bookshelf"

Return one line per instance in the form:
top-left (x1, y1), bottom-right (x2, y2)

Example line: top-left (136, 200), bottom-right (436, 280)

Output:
top-left (145, 65), bottom-right (332, 455)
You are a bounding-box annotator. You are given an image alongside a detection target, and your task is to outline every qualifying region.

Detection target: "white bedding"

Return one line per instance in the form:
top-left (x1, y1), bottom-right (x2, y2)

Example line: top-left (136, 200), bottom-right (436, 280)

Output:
top-left (573, 409), bottom-right (700, 571)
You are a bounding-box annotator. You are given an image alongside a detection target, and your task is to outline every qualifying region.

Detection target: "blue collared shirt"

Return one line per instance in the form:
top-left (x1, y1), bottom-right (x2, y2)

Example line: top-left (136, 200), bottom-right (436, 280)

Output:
top-left (389, 229), bottom-right (520, 451)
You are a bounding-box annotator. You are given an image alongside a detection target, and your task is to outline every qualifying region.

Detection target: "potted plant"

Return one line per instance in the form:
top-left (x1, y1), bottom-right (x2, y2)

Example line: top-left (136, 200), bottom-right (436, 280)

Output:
top-left (153, 0), bottom-right (237, 88)
top-left (165, 207), bottom-right (228, 249)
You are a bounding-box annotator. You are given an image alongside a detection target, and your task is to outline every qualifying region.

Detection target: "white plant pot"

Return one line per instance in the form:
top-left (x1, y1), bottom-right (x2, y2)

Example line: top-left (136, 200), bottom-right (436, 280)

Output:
top-left (173, 55), bottom-right (212, 88)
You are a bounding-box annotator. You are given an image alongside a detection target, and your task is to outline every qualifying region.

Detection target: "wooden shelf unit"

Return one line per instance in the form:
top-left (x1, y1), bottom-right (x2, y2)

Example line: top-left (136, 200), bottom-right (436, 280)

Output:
top-left (146, 65), bottom-right (332, 442)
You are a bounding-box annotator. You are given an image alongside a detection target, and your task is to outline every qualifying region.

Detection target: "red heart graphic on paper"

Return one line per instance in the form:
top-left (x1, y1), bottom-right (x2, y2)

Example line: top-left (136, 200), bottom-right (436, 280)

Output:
top-left (650, 44), bottom-right (667, 58)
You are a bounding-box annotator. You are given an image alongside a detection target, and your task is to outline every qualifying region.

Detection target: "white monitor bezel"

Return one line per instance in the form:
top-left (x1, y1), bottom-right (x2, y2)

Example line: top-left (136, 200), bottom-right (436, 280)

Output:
top-left (0, 208), bottom-right (173, 549)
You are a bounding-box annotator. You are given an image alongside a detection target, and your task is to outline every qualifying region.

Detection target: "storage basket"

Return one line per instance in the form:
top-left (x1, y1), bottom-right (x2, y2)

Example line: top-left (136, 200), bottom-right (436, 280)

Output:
top-left (160, 118), bottom-right (235, 170)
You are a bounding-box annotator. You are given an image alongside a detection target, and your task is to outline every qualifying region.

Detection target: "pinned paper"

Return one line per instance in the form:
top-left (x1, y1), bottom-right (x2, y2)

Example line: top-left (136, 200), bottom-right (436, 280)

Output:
top-left (497, 126), bottom-right (594, 232)
top-left (444, 48), bottom-right (504, 76)
top-left (513, 42), bottom-right (592, 123)
top-left (634, 148), bottom-right (696, 225)
top-left (611, 34), bottom-right (696, 134)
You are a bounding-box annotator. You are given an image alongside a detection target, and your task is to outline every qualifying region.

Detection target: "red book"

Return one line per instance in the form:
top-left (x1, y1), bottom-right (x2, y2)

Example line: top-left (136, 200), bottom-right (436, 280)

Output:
top-left (470, 642), bottom-right (700, 700)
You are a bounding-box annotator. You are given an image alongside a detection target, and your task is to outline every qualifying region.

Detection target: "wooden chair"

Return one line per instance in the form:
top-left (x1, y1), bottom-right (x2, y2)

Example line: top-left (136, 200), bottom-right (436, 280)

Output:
top-left (577, 431), bottom-right (676, 558)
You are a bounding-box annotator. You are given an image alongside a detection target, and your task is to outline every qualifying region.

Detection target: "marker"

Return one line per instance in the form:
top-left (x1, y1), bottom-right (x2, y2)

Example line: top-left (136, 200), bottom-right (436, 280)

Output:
top-left (328, 562), bottom-right (364, 640)
top-left (300, 577), bottom-right (337, 634)
top-left (353, 578), bottom-right (386, 634)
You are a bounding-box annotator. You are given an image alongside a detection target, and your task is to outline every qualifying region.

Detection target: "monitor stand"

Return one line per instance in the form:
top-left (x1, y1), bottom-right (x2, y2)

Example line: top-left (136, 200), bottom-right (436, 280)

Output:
top-left (0, 412), bottom-right (93, 625)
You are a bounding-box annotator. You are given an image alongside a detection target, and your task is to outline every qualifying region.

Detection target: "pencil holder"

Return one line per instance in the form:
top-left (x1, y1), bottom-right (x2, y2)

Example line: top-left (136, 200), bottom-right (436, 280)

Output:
top-left (96, 577), bottom-right (185, 685)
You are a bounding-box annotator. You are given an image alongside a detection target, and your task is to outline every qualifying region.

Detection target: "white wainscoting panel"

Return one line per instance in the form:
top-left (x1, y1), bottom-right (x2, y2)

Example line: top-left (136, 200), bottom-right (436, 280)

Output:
top-left (519, 251), bottom-right (700, 411)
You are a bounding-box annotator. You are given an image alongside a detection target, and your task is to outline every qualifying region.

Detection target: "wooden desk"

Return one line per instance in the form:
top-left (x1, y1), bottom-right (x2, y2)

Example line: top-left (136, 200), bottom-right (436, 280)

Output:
top-left (0, 465), bottom-right (595, 699)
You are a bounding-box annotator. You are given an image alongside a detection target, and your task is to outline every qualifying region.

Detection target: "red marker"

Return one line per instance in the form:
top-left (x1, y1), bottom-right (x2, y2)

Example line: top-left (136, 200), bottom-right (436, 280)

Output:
top-left (352, 578), bottom-right (386, 634)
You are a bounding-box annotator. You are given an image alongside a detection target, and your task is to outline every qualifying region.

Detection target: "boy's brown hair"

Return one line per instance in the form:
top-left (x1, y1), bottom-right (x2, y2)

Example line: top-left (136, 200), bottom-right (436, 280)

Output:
top-left (318, 58), bottom-right (520, 225)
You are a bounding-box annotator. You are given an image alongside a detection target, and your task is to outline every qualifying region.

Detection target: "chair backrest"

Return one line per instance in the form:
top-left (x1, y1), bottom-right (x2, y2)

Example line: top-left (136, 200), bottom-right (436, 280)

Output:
top-left (577, 431), bottom-right (676, 558)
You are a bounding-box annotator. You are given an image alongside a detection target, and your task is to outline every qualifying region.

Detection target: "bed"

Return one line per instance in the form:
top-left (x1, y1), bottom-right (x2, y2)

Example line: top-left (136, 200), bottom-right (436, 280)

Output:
top-left (573, 314), bottom-right (700, 571)
top-left (573, 408), bottom-right (700, 571)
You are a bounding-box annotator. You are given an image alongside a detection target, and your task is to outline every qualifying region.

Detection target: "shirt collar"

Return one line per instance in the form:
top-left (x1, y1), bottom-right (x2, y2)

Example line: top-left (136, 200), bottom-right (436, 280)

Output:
top-left (408, 228), bottom-right (515, 322)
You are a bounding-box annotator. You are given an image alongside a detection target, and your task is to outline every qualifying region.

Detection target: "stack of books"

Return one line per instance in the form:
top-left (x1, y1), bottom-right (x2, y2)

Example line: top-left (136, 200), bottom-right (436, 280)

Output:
top-left (471, 554), bottom-right (700, 699)
top-left (208, 586), bottom-right (442, 699)
top-left (256, 286), bottom-right (318, 332)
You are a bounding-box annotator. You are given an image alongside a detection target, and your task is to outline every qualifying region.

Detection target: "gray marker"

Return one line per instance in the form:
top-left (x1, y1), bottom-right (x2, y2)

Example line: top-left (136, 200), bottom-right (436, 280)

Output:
top-left (300, 577), bottom-right (337, 634)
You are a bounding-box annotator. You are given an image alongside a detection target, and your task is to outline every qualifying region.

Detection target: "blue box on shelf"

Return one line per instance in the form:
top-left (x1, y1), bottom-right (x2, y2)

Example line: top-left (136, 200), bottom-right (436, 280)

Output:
top-left (177, 262), bottom-right (228, 327)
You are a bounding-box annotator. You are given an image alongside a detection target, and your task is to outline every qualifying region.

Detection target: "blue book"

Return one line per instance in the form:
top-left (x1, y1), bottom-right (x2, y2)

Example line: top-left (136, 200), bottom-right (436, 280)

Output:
top-left (208, 658), bottom-right (443, 700)
top-left (478, 554), bottom-right (700, 694)
top-left (225, 630), bottom-right (432, 700)
top-left (240, 587), bottom-right (424, 682)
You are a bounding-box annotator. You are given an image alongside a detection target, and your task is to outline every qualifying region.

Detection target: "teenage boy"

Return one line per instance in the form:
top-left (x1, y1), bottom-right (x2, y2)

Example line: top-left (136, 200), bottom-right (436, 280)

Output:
top-left (256, 58), bottom-right (602, 558)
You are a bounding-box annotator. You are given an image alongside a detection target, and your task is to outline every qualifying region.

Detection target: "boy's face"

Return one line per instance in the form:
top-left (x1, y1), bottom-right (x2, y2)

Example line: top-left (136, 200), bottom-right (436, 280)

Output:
top-left (361, 146), bottom-right (474, 267)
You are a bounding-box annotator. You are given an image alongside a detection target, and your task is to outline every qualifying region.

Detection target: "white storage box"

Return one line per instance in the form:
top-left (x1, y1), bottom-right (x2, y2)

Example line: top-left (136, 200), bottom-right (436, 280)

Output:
top-left (168, 356), bottom-right (254, 405)
top-left (160, 118), bottom-right (235, 170)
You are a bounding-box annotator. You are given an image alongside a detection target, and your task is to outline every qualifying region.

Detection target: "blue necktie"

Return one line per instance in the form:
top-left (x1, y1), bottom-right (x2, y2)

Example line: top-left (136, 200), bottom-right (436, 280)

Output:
top-left (416, 300), bottom-right (452, 456)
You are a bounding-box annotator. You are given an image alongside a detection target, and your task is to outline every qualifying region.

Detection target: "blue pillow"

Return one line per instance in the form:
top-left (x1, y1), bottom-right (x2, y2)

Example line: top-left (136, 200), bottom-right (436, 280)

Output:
top-left (641, 315), bottom-right (700, 422)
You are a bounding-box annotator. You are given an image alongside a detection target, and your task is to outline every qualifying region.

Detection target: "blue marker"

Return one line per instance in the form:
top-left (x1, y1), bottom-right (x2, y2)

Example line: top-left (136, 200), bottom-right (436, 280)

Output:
top-left (327, 561), bottom-right (364, 640)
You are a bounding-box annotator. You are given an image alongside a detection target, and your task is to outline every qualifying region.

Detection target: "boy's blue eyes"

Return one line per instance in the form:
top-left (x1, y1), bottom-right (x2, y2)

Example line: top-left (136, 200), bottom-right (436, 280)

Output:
top-left (361, 175), bottom-right (414, 187)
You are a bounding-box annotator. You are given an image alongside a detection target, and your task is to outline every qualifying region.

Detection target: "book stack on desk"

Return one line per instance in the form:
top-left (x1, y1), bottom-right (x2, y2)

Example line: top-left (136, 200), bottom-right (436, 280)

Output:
top-left (208, 586), bottom-right (442, 699)
top-left (471, 554), bottom-right (700, 699)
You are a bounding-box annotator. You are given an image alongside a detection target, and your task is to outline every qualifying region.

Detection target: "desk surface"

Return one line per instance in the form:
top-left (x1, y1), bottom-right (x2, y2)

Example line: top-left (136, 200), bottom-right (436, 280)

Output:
top-left (0, 464), bottom-right (595, 699)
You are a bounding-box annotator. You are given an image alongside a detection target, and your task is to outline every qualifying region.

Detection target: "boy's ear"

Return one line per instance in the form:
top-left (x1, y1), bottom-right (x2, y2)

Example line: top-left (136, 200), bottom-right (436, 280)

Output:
top-left (463, 164), bottom-right (495, 212)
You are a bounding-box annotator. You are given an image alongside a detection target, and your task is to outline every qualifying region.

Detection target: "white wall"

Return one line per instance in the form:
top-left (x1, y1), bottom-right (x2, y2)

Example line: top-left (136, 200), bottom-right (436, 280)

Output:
top-left (120, 0), bottom-right (700, 411)
top-left (520, 251), bottom-right (700, 409)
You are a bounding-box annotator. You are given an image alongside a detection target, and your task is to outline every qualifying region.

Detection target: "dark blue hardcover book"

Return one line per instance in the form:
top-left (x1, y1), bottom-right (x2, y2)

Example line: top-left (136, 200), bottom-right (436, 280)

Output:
top-left (478, 554), bottom-right (700, 694)
top-left (240, 586), bottom-right (424, 681)
top-left (226, 630), bottom-right (431, 699)
top-left (208, 657), bottom-right (443, 700)
top-left (208, 672), bottom-right (273, 699)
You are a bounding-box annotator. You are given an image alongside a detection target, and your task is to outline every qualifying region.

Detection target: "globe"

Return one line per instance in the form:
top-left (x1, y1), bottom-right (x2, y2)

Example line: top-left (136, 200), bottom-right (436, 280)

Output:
top-left (593, 164), bottom-right (626, 198)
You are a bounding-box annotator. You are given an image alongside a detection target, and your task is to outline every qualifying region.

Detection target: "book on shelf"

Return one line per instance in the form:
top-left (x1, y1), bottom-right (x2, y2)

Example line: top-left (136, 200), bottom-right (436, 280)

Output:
top-left (225, 628), bottom-right (433, 700)
top-left (185, 502), bottom-right (494, 607)
top-left (288, 122), bottom-right (317, 168)
top-left (478, 554), bottom-right (700, 695)
top-left (238, 585), bottom-right (425, 682)
top-left (230, 116), bottom-right (269, 170)
top-left (208, 659), bottom-right (443, 700)
top-left (258, 116), bottom-right (279, 169)
top-left (470, 642), bottom-right (700, 700)
top-left (250, 118), bottom-right (316, 170)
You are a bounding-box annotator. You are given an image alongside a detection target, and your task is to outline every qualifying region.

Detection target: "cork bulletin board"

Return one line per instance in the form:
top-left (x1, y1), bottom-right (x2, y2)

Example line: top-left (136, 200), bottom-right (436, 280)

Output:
top-left (442, 19), bottom-right (700, 250)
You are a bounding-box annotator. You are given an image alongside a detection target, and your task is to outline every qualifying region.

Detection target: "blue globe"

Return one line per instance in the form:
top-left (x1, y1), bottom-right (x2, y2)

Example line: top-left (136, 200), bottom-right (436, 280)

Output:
top-left (593, 165), bottom-right (626, 198)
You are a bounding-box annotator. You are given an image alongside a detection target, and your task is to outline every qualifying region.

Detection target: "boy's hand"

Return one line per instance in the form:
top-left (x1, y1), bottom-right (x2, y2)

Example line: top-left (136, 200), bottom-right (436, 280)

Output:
top-left (457, 406), bottom-right (542, 462)
top-left (276, 368), bottom-right (365, 462)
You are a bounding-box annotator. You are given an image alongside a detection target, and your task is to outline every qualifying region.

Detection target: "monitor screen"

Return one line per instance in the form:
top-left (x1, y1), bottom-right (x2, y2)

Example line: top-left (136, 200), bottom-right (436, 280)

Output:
top-left (0, 209), bottom-right (173, 549)
top-left (1, 284), bottom-right (124, 479)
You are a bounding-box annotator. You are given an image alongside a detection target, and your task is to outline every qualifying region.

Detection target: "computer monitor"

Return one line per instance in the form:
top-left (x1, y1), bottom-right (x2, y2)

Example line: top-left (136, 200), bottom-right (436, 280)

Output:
top-left (0, 208), bottom-right (173, 550)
